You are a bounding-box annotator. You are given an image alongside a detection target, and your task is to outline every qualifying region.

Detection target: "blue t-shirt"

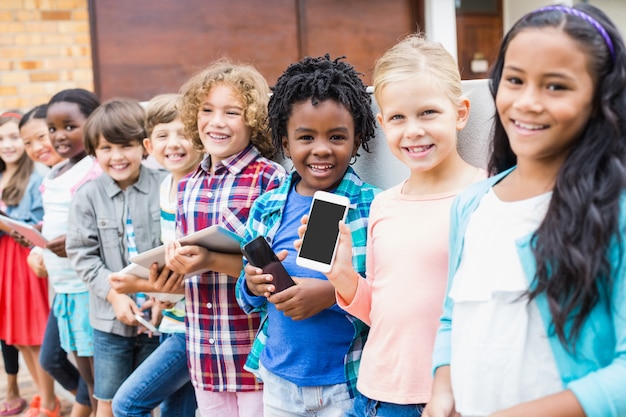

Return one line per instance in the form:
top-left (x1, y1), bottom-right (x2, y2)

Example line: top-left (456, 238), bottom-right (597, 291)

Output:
top-left (260, 187), bottom-right (353, 386)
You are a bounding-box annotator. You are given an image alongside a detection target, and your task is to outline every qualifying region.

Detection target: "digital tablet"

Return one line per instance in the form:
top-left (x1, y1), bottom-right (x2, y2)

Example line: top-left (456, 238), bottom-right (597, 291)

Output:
top-left (0, 214), bottom-right (48, 248)
top-left (129, 225), bottom-right (243, 273)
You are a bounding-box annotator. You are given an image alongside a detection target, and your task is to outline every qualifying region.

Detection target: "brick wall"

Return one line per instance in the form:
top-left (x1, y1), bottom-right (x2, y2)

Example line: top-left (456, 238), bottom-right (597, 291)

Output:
top-left (0, 0), bottom-right (93, 112)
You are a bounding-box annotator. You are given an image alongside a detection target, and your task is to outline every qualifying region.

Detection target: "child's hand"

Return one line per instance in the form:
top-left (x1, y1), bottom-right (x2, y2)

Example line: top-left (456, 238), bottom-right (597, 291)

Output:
top-left (148, 262), bottom-right (185, 294)
top-left (45, 234), bottom-right (67, 258)
top-left (107, 290), bottom-right (140, 326)
top-left (268, 277), bottom-right (336, 320)
top-left (10, 230), bottom-right (32, 248)
top-left (109, 272), bottom-right (141, 294)
top-left (165, 241), bottom-right (210, 275)
top-left (27, 250), bottom-right (48, 278)
top-left (422, 366), bottom-right (460, 417)
top-left (244, 249), bottom-right (289, 297)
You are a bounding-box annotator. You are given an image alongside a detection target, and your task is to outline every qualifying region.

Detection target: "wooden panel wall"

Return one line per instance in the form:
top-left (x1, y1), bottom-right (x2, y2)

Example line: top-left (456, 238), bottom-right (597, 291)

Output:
top-left (89, 0), bottom-right (423, 101)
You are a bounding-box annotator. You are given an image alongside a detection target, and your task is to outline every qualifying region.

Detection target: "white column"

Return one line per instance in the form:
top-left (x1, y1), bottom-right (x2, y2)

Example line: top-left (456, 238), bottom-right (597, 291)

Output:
top-left (424, 0), bottom-right (459, 62)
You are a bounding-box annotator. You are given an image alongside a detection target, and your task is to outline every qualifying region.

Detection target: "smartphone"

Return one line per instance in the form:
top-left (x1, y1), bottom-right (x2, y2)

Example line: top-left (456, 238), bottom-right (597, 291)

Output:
top-left (296, 190), bottom-right (350, 273)
top-left (134, 313), bottom-right (159, 333)
top-left (242, 236), bottom-right (295, 293)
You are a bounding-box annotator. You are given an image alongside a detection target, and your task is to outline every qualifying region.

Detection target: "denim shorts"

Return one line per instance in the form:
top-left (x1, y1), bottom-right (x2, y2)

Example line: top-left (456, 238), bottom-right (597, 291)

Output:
top-left (92, 328), bottom-right (159, 401)
top-left (346, 392), bottom-right (425, 417)
top-left (258, 362), bottom-right (354, 417)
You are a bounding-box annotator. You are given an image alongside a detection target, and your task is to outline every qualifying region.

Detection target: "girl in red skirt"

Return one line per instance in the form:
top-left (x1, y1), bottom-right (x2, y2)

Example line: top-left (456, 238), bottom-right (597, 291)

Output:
top-left (0, 112), bottom-right (54, 417)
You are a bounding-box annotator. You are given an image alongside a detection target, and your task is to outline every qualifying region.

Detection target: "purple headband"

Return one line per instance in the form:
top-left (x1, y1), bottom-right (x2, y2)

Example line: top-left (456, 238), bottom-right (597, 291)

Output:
top-left (533, 5), bottom-right (615, 62)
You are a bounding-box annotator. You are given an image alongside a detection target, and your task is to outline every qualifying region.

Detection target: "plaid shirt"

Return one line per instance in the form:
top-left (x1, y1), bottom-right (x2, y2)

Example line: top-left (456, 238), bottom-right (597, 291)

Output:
top-left (177, 145), bottom-right (286, 391)
top-left (236, 166), bottom-right (380, 397)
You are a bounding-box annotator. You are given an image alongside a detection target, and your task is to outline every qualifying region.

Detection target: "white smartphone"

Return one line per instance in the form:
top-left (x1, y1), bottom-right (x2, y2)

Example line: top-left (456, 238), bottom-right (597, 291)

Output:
top-left (296, 190), bottom-right (350, 273)
top-left (134, 313), bottom-right (159, 333)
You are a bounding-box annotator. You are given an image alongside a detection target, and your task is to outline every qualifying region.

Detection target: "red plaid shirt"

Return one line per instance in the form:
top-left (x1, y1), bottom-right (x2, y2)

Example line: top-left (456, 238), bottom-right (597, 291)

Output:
top-left (177, 145), bottom-right (285, 391)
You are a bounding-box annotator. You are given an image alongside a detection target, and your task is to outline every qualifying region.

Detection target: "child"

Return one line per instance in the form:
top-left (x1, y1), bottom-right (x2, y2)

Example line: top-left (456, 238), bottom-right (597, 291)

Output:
top-left (21, 104), bottom-right (63, 278)
top-left (0, 112), bottom-right (53, 416)
top-left (19, 105), bottom-right (64, 168)
top-left (66, 98), bottom-right (165, 417)
top-left (111, 93), bottom-right (202, 417)
top-left (20, 93), bottom-right (101, 417)
top-left (300, 35), bottom-right (484, 417)
top-left (237, 55), bottom-right (380, 416)
top-left (165, 60), bottom-right (286, 417)
top-left (425, 4), bottom-right (626, 417)
top-left (43, 89), bottom-right (103, 416)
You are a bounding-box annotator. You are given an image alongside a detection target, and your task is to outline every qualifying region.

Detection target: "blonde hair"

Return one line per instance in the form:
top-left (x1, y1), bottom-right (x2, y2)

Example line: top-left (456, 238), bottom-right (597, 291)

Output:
top-left (178, 59), bottom-right (273, 158)
top-left (373, 34), bottom-right (463, 106)
top-left (144, 93), bottom-right (181, 139)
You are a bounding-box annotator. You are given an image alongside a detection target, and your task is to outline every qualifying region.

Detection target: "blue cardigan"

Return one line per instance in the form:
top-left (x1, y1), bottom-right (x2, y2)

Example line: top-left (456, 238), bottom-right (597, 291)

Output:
top-left (432, 169), bottom-right (626, 417)
top-left (0, 172), bottom-right (44, 236)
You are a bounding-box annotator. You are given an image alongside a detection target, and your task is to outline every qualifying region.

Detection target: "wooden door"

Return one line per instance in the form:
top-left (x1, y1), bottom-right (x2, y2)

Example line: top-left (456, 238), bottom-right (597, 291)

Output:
top-left (455, 0), bottom-right (503, 80)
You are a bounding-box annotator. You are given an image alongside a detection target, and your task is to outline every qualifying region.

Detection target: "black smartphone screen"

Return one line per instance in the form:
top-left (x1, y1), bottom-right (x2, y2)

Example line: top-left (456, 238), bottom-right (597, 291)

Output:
top-left (242, 236), bottom-right (295, 293)
top-left (299, 199), bottom-right (347, 264)
top-left (242, 236), bottom-right (279, 267)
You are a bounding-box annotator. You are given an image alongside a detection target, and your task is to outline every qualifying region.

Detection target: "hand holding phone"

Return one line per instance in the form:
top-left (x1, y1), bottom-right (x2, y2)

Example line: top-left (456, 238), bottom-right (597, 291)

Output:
top-left (296, 191), bottom-right (350, 273)
top-left (134, 313), bottom-right (159, 333)
top-left (242, 236), bottom-right (295, 293)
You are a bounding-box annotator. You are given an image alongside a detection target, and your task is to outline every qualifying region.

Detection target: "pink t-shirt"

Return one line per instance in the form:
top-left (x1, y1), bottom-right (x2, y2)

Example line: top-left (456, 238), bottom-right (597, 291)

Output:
top-left (338, 180), bottom-right (470, 404)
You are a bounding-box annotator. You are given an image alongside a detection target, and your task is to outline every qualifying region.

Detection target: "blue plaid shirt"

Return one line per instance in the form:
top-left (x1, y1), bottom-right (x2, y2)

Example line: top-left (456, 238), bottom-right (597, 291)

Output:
top-left (236, 166), bottom-right (380, 397)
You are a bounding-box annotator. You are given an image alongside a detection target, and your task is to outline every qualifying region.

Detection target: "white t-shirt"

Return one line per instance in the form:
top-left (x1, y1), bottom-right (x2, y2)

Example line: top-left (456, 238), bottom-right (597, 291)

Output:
top-left (449, 188), bottom-right (563, 417)
top-left (41, 156), bottom-right (100, 293)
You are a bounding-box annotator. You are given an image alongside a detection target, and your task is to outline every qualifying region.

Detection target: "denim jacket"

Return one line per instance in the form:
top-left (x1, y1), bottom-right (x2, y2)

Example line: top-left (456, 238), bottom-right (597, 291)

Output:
top-left (0, 172), bottom-right (44, 237)
top-left (66, 166), bottom-right (166, 337)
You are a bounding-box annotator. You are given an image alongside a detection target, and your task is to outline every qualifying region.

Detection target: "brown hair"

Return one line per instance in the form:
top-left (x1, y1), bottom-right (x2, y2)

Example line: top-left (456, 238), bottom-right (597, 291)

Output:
top-left (0, 112), bottom-right (35, 206)
top-left (83, 98), bottom-right (146, 156)
top-left (178, 59), bottom-right (274, 158)
top-left (144, 93), bottom-right (182, 139)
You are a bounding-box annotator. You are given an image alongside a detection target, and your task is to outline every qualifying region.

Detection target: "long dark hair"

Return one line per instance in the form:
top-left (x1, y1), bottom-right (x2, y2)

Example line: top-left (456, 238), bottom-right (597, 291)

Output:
top-left (488, 4), bottom-right (626, 346)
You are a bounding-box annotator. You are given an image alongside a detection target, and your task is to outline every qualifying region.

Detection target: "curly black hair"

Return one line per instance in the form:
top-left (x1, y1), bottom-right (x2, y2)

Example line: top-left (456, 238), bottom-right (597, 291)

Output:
top-left (268, 54), bottom-right (376, 158)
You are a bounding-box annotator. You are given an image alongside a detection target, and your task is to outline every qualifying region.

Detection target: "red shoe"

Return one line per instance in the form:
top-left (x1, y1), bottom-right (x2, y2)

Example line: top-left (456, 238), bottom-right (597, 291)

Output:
top-left (37, 399), bottom-right (61, 417)
top-left (22, 396), bottom-right (40, 417)
top-left (23, 396), bottom-right (61, 417)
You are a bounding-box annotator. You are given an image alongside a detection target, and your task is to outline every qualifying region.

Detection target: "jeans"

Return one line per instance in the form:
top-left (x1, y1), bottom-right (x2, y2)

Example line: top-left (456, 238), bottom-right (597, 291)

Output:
top-left (39, 310), bottom-right (91, 406)
top-left (258, 362), bottom-right (354, 417)
top-left (112, 332), bottom-right (196, 417)
top-left (345, 393), bottom-right (425, 417)
top-left (93, 329), bottom-right (160, 401)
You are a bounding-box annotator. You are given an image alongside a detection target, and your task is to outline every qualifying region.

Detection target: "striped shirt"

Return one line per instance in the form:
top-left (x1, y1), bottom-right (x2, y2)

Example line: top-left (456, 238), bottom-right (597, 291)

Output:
top-left (236, 166), bottom-right (380, 397)
top-left (177, 145), bottom-right (286, 391)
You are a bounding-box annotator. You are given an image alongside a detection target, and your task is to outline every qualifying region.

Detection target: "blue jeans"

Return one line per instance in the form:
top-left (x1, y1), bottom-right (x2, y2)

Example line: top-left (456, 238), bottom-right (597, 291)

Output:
top-left (258, 362), bottom-right (353, 417)
top-left (346, 393), bottom-right (425, 417)
top-left (39, 310), bottom-right (91, 406)
top-left (93, 329), bottom-right (160, 401)
top-left (112, 333), bottom-right (196, 417)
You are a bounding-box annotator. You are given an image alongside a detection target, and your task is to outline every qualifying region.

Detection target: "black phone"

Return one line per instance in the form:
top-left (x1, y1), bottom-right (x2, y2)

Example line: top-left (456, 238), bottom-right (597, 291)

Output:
top-left (242, 236), bottom-right (295, 293)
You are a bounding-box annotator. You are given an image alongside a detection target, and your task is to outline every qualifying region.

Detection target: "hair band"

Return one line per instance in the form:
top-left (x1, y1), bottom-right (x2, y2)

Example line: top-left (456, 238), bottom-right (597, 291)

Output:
top-left (0, 112), bottom-right (22, 119)
top-left (533, 5), bottom-right (615, 62)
